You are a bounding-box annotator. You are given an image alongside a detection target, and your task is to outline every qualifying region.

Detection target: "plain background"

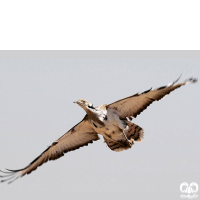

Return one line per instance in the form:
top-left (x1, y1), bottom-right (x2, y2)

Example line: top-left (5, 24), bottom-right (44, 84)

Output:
top-left (0, 51), bottom-right (199, 200)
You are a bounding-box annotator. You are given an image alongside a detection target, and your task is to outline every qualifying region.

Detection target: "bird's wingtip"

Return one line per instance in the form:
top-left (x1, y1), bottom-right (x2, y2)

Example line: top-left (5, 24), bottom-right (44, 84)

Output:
top-left (0, 168), bottom-right (21, 184)
top-left (185, 77), bottom-right (198, 84)
top-left (173, 72), bottom-right (183, 84)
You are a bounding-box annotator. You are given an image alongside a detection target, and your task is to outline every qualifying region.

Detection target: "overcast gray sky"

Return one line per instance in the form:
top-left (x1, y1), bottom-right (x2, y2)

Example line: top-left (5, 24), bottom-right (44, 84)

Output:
top-left (0, 51), bottom-right (199, 200)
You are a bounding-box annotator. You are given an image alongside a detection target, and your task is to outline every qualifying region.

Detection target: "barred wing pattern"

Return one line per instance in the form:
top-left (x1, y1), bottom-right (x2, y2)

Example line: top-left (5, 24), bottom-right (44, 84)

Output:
top-left (107, 77), bottom-right (197, 120)
top-left (0, 115), bottom-right (99, 184)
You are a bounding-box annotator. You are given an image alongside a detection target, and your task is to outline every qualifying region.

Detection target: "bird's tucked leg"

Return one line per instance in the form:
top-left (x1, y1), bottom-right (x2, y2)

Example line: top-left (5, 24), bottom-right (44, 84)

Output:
top-left (122, 130), bottom-right (132, 147)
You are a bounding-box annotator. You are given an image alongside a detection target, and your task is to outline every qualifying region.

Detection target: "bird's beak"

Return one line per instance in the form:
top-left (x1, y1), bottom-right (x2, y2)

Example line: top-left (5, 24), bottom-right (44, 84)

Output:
top-left (73, 101), bottom-right (77, 104)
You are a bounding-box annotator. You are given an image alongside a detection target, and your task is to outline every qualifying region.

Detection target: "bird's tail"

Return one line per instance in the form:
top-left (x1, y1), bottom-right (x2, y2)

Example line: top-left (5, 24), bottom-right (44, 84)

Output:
top-left (125, 121), bottom-right (144, 142)
top-left (104, 121), bottom-right (144, 152)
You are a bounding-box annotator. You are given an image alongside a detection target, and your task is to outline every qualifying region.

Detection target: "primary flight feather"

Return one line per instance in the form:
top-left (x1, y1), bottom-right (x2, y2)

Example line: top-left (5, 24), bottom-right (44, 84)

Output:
top-left (0, 76), bottom-right (197, 184)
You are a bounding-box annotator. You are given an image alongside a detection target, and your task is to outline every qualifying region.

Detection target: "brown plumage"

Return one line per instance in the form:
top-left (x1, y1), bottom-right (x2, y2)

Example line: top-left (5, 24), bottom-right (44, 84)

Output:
top-left (0, 76), bottom-right (197, 184)
top-left (107, 77), bottom-right (196, 120)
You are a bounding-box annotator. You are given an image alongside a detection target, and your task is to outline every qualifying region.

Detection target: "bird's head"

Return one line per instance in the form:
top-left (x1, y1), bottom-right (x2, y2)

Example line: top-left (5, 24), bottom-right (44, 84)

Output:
top-left (74, 99), bottom-right (96, 112)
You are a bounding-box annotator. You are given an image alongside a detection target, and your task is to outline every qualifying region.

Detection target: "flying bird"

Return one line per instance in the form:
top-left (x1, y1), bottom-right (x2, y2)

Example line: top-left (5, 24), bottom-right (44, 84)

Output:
top-left (0, 76), bottom-right (197, 184)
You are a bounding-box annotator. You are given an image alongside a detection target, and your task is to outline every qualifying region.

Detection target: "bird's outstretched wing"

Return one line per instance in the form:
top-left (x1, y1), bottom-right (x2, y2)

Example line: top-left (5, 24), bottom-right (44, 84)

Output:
top-left (107, 77), bottom-right (197, 120)
top-left (0, 115), bottom-right (99, 184)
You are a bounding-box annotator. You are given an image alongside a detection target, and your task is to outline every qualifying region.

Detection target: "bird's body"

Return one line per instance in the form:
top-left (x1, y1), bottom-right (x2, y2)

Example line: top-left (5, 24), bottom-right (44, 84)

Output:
top-left (0, 76), bottom-right (197, 183)
top-left (84, 103), bottom-right (141, 150)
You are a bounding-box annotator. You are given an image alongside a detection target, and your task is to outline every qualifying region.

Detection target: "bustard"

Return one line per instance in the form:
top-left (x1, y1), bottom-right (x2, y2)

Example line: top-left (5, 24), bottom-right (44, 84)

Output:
top-left (0, 76), bottom-right (197, 184)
